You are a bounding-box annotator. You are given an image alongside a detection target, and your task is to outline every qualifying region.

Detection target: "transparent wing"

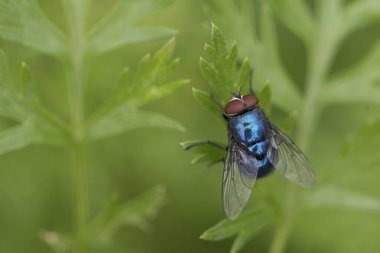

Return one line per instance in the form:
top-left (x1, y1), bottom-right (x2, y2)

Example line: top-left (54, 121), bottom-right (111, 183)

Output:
top-left (268, 125), bottom-right (315, 187)
top-left (223, 140), bottom-right (258, 220)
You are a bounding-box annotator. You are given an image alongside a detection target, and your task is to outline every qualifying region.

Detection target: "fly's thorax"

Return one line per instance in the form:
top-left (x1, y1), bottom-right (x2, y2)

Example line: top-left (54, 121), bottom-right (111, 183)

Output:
top-left (228, 108), bottom-right (269, 146)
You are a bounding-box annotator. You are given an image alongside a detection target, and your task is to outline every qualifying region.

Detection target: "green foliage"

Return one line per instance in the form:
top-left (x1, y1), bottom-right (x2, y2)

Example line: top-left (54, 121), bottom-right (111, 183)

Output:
top-left (180, 140), bottom-right (226, 165)
top-left (0, 0), bottom-right (183, 252)
top-left (184, 23), bottom-right (272, 169)
top-left (87, 185), bottom-right (167, 249)
top-left (200, 207), bottom-right (272, 253)
top-left (199, 23), bottom-right (251, 105)
top-left (258, 84), bottom-right (271, 115)
top-left (88, 38), bottom-right (188, 140)
top-left (40, 185), bottom-right (167, 252)
top-left (192, 88), bottom-right (225, 126)
top-left (86, 0), bottom-right (176, 56)
top-left (0, 51), bottom-right (69, 153)
top-left (0, 0), bottom-right (66, 56)
top-left (184, 0), bottom-right (380, 252)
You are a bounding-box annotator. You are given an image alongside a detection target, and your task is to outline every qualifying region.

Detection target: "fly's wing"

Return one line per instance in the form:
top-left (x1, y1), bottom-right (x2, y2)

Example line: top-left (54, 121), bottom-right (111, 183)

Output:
top-left (223, 140), bottom-right (258, 220)
top-left (268, 125), bottom-right (315, 187)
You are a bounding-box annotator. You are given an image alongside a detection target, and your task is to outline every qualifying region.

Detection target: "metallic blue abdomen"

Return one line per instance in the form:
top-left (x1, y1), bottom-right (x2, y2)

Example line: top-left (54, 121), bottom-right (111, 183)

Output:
top-left (229, 108), bottom-right (274, 178)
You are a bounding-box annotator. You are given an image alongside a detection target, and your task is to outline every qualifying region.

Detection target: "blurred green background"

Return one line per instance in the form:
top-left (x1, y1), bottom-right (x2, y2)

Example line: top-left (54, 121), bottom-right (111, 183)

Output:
top-left (0, 0), bottom-right (380, 253)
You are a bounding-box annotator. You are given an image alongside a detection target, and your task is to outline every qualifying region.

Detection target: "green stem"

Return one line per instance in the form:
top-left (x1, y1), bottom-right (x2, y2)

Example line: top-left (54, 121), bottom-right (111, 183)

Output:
top-left (64, 1), bottom-right (88, 252)
top-left (72, 140), bottom-right (88, 253)
top-left (268, 13), bottom-right (337, 253)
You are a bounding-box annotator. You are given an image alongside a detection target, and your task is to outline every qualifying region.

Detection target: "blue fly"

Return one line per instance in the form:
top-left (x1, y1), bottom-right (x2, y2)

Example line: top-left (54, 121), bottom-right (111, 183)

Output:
top-left (186, 87), bottom-right (314, 220)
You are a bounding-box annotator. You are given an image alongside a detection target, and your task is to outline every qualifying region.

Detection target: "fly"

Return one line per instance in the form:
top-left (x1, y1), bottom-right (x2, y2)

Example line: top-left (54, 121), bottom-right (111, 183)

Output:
top-left (186, 83), bottom-right (315, 220)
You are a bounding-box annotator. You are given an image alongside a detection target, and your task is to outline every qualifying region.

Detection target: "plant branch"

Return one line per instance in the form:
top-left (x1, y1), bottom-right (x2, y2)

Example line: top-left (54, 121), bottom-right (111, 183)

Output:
top-left (64, 0), bottom-right (89, 252)
top-left (268, 6), bottom-right (339, 253)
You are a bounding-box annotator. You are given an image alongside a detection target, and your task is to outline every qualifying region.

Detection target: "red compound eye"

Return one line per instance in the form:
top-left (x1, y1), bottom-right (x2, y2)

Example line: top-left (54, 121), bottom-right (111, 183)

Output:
top-left (242, 95), bottom-right (258, 109)
top-left (224, 99), bottom-right (245, 116)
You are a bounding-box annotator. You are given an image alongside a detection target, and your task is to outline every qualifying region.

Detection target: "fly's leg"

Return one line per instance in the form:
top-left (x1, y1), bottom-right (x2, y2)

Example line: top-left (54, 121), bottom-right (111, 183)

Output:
top-left (183, 140), bottom-right (227, 167)
top-left (183, 140), bottom-right (227, 152)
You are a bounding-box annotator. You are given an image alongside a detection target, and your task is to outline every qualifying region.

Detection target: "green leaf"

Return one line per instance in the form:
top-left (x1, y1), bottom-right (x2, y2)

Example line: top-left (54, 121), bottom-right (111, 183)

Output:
top-left (180, 140), bottom-right (226, 165)
top-left (89, 107), bottom-right (184, 140)
top-left (192, 88), bottom-right (225, 126)
top-left (128, 38), bottom-right (186, 105)
top-left (0, 50), bottom-right (69, 154)
top-left (258, 83), bottom-right (271, 115)
top-left (0, 0), bottom-right (66, 56)
top-left (86, 0), bottom-right (176, 55)
top-left (235, 59), bottom-right (251, 93)
top-left (206, 1), bottom-right (302, 113)
top-left (88, 38), bottom-right (186, 139)
top-left (0, 50), bottom-right (28, 120)
top-left (201, 207), bottom-right (271, 253)
top-left (0, 125), bottom-right (32, 156)
top-left (88, 185), bottom-right (167, 247)
top-left (304, 186), bottom-right (380, 212)
top-left (344, 0), bottom-right (380, 33)
top-left (230, 228), bottom-right (262, 253)
top-left (200, 23), bottom-right (254, 104)
top-left (141, 79), bottom-right (189, 104)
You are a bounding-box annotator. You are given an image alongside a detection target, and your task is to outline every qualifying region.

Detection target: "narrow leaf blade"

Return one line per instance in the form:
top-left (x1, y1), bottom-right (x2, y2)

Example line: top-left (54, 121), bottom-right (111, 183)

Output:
top-left (0, 0), bottom-right (66, 56)
top-left (87, 0), bottom-right (176, 55)
top-left (89, 107), bottom-right (185, 140)
top-left (192, 88), bottom-right (225, 126)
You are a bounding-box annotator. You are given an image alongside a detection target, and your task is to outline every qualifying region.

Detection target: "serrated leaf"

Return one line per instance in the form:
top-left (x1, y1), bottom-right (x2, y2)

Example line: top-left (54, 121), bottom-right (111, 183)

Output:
top-left (0, 0), bottom-right (66, 56)
top-left (226, 42), bottom-right (238, 80)
top-left (0, 51), bottom-right (69, 153)
top-left (207, 1), bottom-right (302, 113)
top-left (199, 57), bottom-right (225, 100)
top-left (304, 186), bottom-right (380, 212)
top-left (88, 185), bottom-right (167, 247)
top-left (86, 0), bottom-right (176, 55)
top-left (211, 23), bottom-right (228, 59)
top-left (89, 107), bottom-right (184, 140)
top-left (258, 84), bottom-right (271, 114)
top-left (201, 207), bottom-right (271, 253)
top-left (88, 39), bottom-right (185, 139)
top-left (130, 38), bottom-right (184, 104)
top-left (192, 88), bottom-right (225, 126)
top-left (142, 79), bottom-right (189, 104)
top-left (235, 59), bottom-right (251, 92)
top-left (181, 139), bottom-right (226, 165)
top-left (201, 23), bottom-right (258, 105)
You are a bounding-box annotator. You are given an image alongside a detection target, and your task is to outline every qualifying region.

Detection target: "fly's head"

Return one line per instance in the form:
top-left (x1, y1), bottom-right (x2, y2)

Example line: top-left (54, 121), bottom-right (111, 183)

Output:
top-left (223, 94), bottom-right (259, 118)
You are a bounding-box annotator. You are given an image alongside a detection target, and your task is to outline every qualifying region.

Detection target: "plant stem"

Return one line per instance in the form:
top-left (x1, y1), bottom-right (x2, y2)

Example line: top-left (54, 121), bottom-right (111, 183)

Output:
top-left (65, 1), bottom-right (88, 252)
top-left (268, 12), bottom-right (337, 253)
